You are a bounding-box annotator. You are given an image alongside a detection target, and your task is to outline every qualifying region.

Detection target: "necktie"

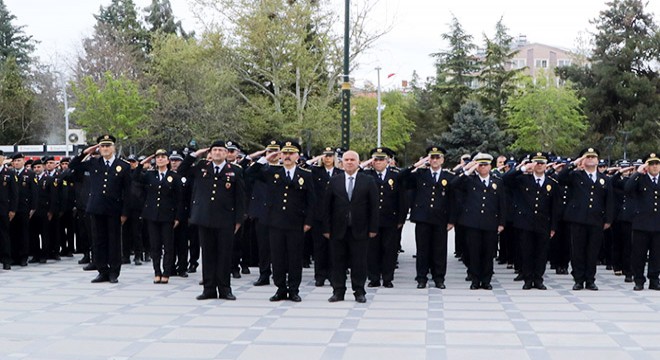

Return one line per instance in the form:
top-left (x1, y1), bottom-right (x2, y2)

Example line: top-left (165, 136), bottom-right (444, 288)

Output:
top-left (328, 171), bottom-right (332, 178)
top-left (105, 160), bottom-right (110, 169)
top-left (379, 173), bottom-right (384, 181)
top-left (287, 170), bottom-right (292, 181)
top-left (654, 177), bottom-right (657, 185)
top-left (160, 173), bottom-right (164, 181)
top-left (432, 172), bottom-right (438, 183)
top-left (483, 179), bottom-right (487, 187)
top-left (215, 166), bottom-right (220, 175)
top-left (536, 178), bottom-right (541, 187)
top-left (348, 176), bottom-right (354, 201)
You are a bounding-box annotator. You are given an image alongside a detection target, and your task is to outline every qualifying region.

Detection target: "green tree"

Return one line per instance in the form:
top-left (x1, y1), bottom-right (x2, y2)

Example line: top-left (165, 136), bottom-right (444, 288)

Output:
top-left (477, 18), bottom-right (523, 124)
top-left (506, 75), bottom-right (588, 154)
top-left (437, 100), bottom-right (507, 163)
top-left (0, 57), bottom-right (38, 144)
top-left (402, 71), bottom-right (445, 164)
top-left (557, 0), bottom-right (660, 156)
top-left (431, 16), bottom-right (479, 128)
top-left (94, 0), bottom-right (148, 53)
top-left (0, 0), bottom-right (34, 70)
top-left (349, 91), bottom-right (415, 156)
top-left (70, 72), bottom-right (156, 151)
top-left (144, 0), bottom-right (189, 37)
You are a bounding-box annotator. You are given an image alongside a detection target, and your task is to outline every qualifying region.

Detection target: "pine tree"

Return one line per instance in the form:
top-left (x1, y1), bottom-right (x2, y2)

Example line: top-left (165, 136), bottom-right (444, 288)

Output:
top-left (144, 0), bottom-right (189, 37)
top-left (94, 0), bottom-right (148, 54)
top-left (0, 0), bottom-right (34, 70)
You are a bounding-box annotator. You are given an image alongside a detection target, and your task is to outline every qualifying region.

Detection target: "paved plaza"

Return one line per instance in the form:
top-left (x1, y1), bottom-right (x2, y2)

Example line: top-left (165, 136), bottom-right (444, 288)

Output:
top-left (1, 223), bottom-right (660, 360)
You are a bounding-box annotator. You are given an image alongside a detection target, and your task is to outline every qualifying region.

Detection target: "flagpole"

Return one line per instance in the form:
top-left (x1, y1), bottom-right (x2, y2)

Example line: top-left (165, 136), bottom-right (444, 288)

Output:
top-left (376, 66), bottom-right (382, 147)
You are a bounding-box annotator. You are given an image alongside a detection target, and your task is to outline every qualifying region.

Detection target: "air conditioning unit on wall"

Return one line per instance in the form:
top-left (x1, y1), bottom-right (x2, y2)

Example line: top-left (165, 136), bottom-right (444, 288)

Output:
top-left (67, 129), bottom-right (87, 145)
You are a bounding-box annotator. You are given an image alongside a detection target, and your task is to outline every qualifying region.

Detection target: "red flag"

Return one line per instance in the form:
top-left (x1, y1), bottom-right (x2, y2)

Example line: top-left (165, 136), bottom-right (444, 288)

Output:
top-left (387, 73), bottom-right (396, 78)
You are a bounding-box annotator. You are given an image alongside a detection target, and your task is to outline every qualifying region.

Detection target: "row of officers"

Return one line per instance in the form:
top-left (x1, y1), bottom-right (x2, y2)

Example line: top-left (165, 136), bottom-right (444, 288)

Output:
top-left (2, 135), bottom-right (660, 302)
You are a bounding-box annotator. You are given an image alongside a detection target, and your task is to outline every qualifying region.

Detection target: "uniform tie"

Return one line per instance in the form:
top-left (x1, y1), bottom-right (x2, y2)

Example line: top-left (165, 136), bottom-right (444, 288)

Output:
top-left (379, 172), bottom-right (384, 181)
top-left (432, 172), bottom-right (438, 183)
top-left (536, 178), bottom-right (542, 187)
top-left (347, 176), bottom-right (354, 201)
top-left (214, 166), bottom-right (220, 175)
top-left (105, 160), bottom-right (110, 169)
top-left (590, 173), bottom-right (595, 182)
top-left (160, 173), bottom-right (165, 181)
top-left (654, 176), bottom-right (657, 185)
top-left (328, 170), bottom-right (332, 178)
top-left (483, 179), bottom-right (487, 187)
top-left (287, 170), bottom-right (292, 182)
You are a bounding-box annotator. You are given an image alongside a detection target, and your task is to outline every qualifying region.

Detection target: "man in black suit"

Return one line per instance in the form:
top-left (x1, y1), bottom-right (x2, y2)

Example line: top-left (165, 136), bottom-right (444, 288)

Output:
top-left (323, 150), bottom-right (379, 303)
top-left (29, 159), bottom-right (58, 264)
top-left (400, 146), bottom-right (455, 289)
top-left (0, 151), bottom-right (18, 270)
top-left (556, 147), bottom-right (614, 291)
top-left (10, 153), bottom-right (36, 267)
top-left (178, 141), bottom-right (246, 301)
top-left (361, 147), bottom-right (407, 289)
top-left (624, 153), bottom-right (660, 290)
top-left (69, 135), bottom-right (132, 283)
top-left (308, 147), bottom-right (343, 286)
top-left (252, 141), bottom-right (315, 302)
top-left (452, 153), bottom-right (506, 290)
top-left (502, 152), bottom-right (559, 290)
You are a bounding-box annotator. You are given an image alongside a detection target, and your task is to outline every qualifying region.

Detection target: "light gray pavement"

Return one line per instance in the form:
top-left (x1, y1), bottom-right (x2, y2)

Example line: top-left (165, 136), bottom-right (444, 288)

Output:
top-left (1, 222), bottom-right (660, 360)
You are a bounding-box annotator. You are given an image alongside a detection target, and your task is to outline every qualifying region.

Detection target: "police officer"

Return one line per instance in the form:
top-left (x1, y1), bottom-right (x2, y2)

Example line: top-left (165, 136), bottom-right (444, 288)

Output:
top-left (134, 149), bottom-right (183, 284)
top-left (307, 147), bottom-right (344, 286)
top-left (252, 141), bottom-right (315, 302)
top-left (178, 141), bottom-right (246, 300)
top-left (225, 140), bottom-right (251, 278)
top-left (400, 146), bottom-right (454, 289)
top-left (556, 148), bottom-right (614, 291)
top-left (502, 152), bottom-right (558, 290)
top-left (624, 153), bottom-right (660, 290)
top-left (29, 159), bottom-right (57, 263)
top-left (43, 156), bottom-right (62, 260)
top-left (610, 160), bottom-right (636, 282)
top-left (58, 157), bottom-right (76, 257)
top-left (169, 150), bottom-right (190, 277)
top-left (361, 147), bottom-right (407, 288)
top-left (452, 153), bottom-right (506, 290)
top-left (69, 135), bottom-right (132, 283)
top-left (0, 151), bottom-right (18, 270)
top-left (10, 153), bottom-right (36, 267)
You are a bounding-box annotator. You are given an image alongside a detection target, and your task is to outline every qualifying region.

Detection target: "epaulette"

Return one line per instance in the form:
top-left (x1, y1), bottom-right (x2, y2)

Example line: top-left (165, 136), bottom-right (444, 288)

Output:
top-left (388, 167), bottom-right (400, 173)
top-left (120, 158), bottom-right (130, 164)
top-left (445, 170), bottom-right (455, 175)
top-left (299, 167), bottom-right (312, 173)
top-left (548, 177), bottom-right (559, 184)
top-left (232, 162), bottom-right (242, 168)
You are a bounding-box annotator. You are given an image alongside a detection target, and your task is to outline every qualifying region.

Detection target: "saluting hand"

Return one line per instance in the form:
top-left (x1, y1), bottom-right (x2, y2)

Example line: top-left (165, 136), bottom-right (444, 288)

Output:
top-left (497, 225), bottom-right (504, 234)
top-left (265, 151), bottom-right (280, 162)
top-left (173, 220), bottom-right (180, 229)
top-left (83, 144), bottom-right (100, 155)
top-left (194, 148), bottom-right (210, 158)
top-left (140, 154), bottom-right (154, 166)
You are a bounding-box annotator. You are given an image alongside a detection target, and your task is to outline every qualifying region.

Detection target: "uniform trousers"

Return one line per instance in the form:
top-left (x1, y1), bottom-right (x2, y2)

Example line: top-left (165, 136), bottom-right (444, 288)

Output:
top-left (631, 230), bottom-right (660, 285)
top-left (254, 219), bottom-right (271, 279)
top-left (464, 227), bottom-right (498, 286)
top-left (312, 219), bottom-right (330, 282)
top-left (10, 211), bottom-right (30, 263)
top-left (199, 226), bottom-right (234, 296)
top-left (570, 223), bottom-right (603, 284)
top-left (147, 220), bottom-right (174, 277)
top-left (0, 214), bottom-right (10, 265)
top-left (612, 221), bottom-right (632, 275)
top-left (90, 214), bottom-right (122, 277)
top-left (270, 227), bottom-right (304, 295)
top-left (368, 225), bottom-right (399, 283)
top-left (413, 222), bottom-right (448, 284)
top-left (518, 229), bottom-right (550, 283)
top-left (172, 220), bottom-right (189, 274)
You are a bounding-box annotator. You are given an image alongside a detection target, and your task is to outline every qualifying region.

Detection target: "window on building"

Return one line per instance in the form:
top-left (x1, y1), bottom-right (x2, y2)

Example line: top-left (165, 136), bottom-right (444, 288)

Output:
top-left (557, 59), bottom-right (571, 67)
top-left (535, 59), bottom-right (548, 68)
top-left (510, 59), bottom-right (526, 69)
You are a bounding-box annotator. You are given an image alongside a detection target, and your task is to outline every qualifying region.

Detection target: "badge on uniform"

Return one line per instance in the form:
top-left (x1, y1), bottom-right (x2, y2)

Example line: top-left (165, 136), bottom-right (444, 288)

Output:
top-left (167, 176), bottom-right (173, 183)
top-left (546, 184), bottom-right (552, 192)
top-left (34, 178), bottom-right (37, 184)
top-left (599, 178), bottom-right (605, 185)
top-left (181, 177), bottom-right (187, 184)
top-left (441, 179), bottom-right (448, 187)
top-left (492, 183), bottom-right (497, 190)
top-left (274, 174), bottom-right (280, 179)
top-left (388, 178), bottom-right (394, 186)
top-left (225, 182), bottom-right (232, 189)
top-left (116, 165), bottom-right (122, 172)
top-left (53, 180), bottom-right (58, 187)
top-left (298, 177), bottom-right (304, 185)
top-left (63, 180), bottom-right (68, 186)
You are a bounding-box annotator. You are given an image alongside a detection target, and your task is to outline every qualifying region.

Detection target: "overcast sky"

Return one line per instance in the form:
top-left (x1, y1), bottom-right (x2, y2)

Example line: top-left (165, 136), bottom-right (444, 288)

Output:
top-left (6, 0), bottom-right (660, 88)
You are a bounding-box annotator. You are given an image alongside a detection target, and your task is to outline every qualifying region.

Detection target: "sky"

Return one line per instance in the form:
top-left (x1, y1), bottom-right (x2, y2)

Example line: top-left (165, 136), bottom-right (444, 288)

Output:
top-left (6, 0), bottom-right (660, 89)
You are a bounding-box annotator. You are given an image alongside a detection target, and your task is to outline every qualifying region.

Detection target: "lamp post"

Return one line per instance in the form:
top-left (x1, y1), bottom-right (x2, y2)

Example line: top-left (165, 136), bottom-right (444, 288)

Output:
top-left (375, 66), bottom-right (383, 147)
top-left (619, 130), bottom-right (631, 160)
top-left (60, 75), bottom-right (73, 157)
top-left (340, 0), bottom-right (351, 150)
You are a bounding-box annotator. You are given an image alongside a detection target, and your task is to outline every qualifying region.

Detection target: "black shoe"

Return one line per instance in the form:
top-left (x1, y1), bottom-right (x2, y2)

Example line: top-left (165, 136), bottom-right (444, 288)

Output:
top-left (513, 274), bottom-right (524, 281)
top-left (144, 254), bottom-right (151, 262)
top-left (572, 282), bottom-right (584, 290)
top-left (178, 271), bottom-right (189, 278)
top-left (241, 266), bottom-right (250, 275)
top-left (62, 251), bottom-right (74, 258)
top-left (78, 256), bottom-right (90, 264)
top-left (328, 293), bottom-right (345, 302)
top-left (83, 263), bottom-right (97, 271)
top-left (109, 275), bottom-right (119, 284)
top-left (482, 283), bottom-right (493, 290)
top-left (315, 280), bottom-right (324, 287)
top-left (91, 274), bottom-right (109, 283)
top-left (3, 263), bottom-right (10, 270)
top-left (253, 277), bottom-right (270, 286)
top-left (465, 275), bottom-right (472, 282)
top-left (634, 283), bottom-right (644, 291)
top-left (434, 281), bottom-right (445, 289)
top-left (383, 281), bottom-right (394, 288)
top-left (231, 270), bottom-right (241, 279)
top-left (585, 282), bottom-right (598, 291)
top-left (19, 260), bottom-right (27, 267)
top-left (198, 280), bottom-right (204, 285)
top-left (289, 293), bottom-right (302, 302)
top-left (51, 255), bottom-right (61, 261)
top-left (534, 282), bottom-right (547, 290)
top-left (219, 292), bottom-right (236, 301)
top-left (625, 275), bottom-right (634, 283)
top-left (39, 258), bottom-right (47, 264)
top-left (416, 281), bottom-right (426, 289)
top-left (354, 293), bottom-right (367, 303)
top-left (134, 258), bottom-right (142, 266)
top-left (188, 264), bottom-right (197, 273)
top-left (269, 292), bottom-right (287, 302)
top-left (28, 257), bottom-right (39, 264)
top-left (470, 283), bottom-right (480, 290)
top-left (522, 282), bottom-right (533, 290)
top-left (367, 281), bottom-right (380, 288)
top-left (196, 292), bottom-right (217, 300)
top-left (649, 281), bottom-right (660, 290)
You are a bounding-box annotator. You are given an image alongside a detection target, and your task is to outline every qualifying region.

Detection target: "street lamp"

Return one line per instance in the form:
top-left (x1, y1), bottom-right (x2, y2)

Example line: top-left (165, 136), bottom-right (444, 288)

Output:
top-left (340, 0), bottom-right (351, 150)
top-left (375, 66), bottom-right (383, 147)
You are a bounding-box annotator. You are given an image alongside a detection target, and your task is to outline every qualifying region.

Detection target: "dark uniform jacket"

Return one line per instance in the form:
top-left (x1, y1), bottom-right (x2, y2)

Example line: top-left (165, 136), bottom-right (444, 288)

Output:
top-left (178, 155), bottom-right (246, 229)
top-left (310, 166), bottom-right (344, 222)
top-left (133, 167), bottom-right (183, 223)
top-left (611, 173), bottom-right (635, 223)
top-left (556, 166), bottom-right (614, 226)
top-left (14, 168), bottom-right (37, 214)
top-left (451, 173), bottom-right (506, 231)
top-left (323, 172), bottom-right (379, 240)
top-left (250, 162), bottom-right (315, 230)
top-left (58, 169), bottom-right (76, 213)
top-left (34, 173), bottom-right (59, 216)
top-left (68, 156), bottom-right (132, 217)
top-left (0, 166), bottom-right (18, 215)
top-left (502, 169), bottom-right (559, 233)
top-left (624, 172), bottom-right (660, 232)
top-left (401, 167), bottom-right (454, 225)
top-left (362, 167), bottom-right (407, 227)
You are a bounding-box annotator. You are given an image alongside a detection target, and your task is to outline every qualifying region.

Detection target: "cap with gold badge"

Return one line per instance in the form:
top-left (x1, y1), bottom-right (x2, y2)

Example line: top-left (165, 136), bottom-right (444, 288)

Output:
top-left (644, 153), bottom-right (660, 164)
top-left (425, 146), bottom-right (446, 157)
top-left (370, 147), bottom-right (394, 159)
top-left (281, 140), bottom-right (301, 153)
top-left (265, 140), bottom-right (281, 152)
top-left (96, 134), bottom-right (116, 145)
top-left (473, 152), bottom-right (494, 165)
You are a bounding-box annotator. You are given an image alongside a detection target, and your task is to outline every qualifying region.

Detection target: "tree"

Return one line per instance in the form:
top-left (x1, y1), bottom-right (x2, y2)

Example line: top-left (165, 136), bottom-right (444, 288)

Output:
top-left (94, 0), bottom-right (148, 54)
top-left (431, 16), bottom-right (479, 128)
top-left (0, 0), bottom-right (34, 70)
top-left (0, 57), bottom-right (38, 144)
top-left (402, 71), bottom-right (445, 163)
top-left (70, 72), bottom-right (156, 152)
top-left (557, 0), bottom-right (660, 156)
top-left (437, 100), bottom-right (507, 163)
top-left (477, 18), bottom-right (522, 125)
top-left (144, 0), bottom-right (189, 37)
top-left (348, 91), bottom-right (415, 157)
top-left (505, 75), bottom-right (588, 155)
